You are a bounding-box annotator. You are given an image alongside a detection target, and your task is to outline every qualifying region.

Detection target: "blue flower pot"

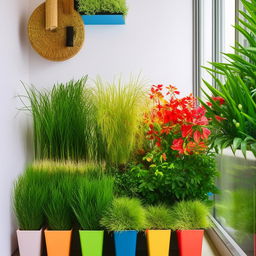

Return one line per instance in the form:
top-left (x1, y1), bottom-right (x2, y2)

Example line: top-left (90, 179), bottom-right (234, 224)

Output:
top-left (81, 15), bottom-right (125, 25)
top-left (114, 230), bottom-right (138, 256)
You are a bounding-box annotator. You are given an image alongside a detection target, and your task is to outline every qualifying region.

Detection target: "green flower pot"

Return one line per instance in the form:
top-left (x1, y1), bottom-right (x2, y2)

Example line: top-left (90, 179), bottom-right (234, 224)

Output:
top-left (79, 230), bottom-right (104, 256)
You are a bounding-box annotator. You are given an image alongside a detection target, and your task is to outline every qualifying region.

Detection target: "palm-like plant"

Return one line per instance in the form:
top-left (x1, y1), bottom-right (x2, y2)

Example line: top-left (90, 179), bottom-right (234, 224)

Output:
top-left (200, 0), bottom-right (256, 157)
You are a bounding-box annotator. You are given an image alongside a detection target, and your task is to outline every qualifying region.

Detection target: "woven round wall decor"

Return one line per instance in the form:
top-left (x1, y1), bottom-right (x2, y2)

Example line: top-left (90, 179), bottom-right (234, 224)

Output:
top-left (28, 0), bottom-right (85, 61)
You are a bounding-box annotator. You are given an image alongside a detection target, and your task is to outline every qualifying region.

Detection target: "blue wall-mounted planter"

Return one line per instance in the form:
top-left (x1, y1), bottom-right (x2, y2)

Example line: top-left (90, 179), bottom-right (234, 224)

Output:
top-left (81, 15), bottom-right (125, 25)
top-left (114, 230), bottom-right (138, 256)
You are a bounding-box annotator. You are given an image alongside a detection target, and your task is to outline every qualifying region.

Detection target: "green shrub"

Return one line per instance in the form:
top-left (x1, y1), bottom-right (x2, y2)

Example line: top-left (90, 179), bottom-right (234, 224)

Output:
top-left (114, 153), bottom-right (218, 205)
top-left (100, 197), bottom-right (146, 231)
top-left (23, 77), bottom-right (97, 161)
top-left (171, 201), bottom-right (211, 230)
top-left (200, 0), bottom-right (256, 157)
top-left (71, 175), bottom-right (114, 230)
top-left (77, 0), bottom-right (128, 15)
top-left (145, 205), bottom-right (174, 230)
top-left (13, 169), bottom-right (48, 230)
top-left (44, 172), bottom-right (73, 230)
top-left (92, 77), bottom-right (147, 164)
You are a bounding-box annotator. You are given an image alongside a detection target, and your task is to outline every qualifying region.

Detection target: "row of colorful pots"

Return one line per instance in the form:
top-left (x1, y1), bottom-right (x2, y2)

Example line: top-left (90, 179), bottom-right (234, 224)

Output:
top-left (17, 228), bottom-right (205, 256)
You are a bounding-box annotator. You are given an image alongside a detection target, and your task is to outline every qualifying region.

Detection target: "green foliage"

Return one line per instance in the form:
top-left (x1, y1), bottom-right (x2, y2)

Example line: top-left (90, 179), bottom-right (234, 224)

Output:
top-left (145, 205), bottom-right (174, 230)
top-left (114, 153), bottom-right (218, 205)
top-left (201, 0), bottom-right (256, 157)
top-left (44, 172), bottom-right (73, 230)
top-left (71, 175), bottom-right (114, 230)
top-left (13, 169), bottom-right (48, 230)
top-left (171, 201), bottom-right (211, 230)
top-left (100, 197), bottom-right (146, 231)
top-left (77, 0), bottom-right (128, 15)
top-left (92, 76), bottom-right (147, 164)
top-left (23, 77), bottom-right (97, 161)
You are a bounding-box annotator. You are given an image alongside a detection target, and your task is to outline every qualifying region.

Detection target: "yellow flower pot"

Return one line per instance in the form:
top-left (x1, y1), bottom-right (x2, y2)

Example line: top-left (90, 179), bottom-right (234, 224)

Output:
top-left (146, 230), bottom-right (171, 256)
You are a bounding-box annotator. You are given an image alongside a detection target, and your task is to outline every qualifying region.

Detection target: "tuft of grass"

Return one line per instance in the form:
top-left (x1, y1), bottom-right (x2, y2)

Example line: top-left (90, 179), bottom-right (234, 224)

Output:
top-left (92, 76), bottom-right (147, 164)
top-left (100, 197), bottom-right (146, 231)
top-left (145, 205), bottom-right (174, 230)
top-left (171, 201), bottom-right (211, 230)
top-left (71, 176), bottom-right (114, 230)
top-left (13, 169), bottom-right (48, 230)
top-left (77, 0), bottom-right (128, 15)
top-left (23, 77), bottom-right (97, 161)
top-left (44, 172), bottom-right (73, 230)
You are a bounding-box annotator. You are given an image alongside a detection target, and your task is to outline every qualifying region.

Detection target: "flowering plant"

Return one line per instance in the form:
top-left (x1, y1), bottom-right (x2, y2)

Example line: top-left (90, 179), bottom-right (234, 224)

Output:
top-left (145, 85), bottom-right (211, 158)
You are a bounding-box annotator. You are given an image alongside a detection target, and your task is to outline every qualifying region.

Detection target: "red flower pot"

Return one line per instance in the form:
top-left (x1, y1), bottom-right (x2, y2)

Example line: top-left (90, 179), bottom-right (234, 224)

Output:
top-left (177, 230), bottom-right (204, 256)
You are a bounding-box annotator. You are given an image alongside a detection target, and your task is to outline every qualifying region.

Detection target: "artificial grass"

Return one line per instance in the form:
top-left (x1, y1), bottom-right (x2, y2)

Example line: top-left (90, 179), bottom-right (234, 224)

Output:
top-left (171, 201), bottom-right (211, 230)
top-left (100, 197), bottom-right (146, 231)
top-left (13, 169), bottom-right (48, 230)
top-left (72, 175), bottom-right (114, 230)
top-left (145, 205), bottom-right (174, 230)
top-left (77, 0), bottom-right (128, 15)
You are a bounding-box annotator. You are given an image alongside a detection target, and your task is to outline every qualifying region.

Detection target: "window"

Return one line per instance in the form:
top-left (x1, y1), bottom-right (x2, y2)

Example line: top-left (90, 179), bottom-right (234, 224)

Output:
top-left (194, 1), bottom-right (255, 255)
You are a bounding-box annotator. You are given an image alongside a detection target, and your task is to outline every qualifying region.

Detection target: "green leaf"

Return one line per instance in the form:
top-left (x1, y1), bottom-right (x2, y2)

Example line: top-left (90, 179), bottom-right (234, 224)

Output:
top-left (250, 143), bottom-right (256, 157)
top-left (233, 137), bottom-right (243, 152)
top-left (241, 140), bottom-right (247, 159)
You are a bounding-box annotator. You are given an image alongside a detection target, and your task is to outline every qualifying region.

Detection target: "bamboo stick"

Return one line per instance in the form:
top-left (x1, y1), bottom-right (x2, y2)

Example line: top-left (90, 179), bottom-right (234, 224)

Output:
top-left (45, 0), bottom-right (58, 30)
top-left (62, 0), bottom-right (74, 14)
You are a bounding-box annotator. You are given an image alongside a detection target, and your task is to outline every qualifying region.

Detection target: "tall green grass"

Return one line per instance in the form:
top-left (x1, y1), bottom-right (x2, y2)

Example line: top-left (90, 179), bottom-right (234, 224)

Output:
top-left (13, 169), bottom-right (48, 230)
top-left (44, 172), bottom-right (74, 230)
top-left (71, 175), bottom-right (114, 230)
top-left (24, 77), bottom-right (96, 161)
top-left (92, 76), bottom-right (147, 164)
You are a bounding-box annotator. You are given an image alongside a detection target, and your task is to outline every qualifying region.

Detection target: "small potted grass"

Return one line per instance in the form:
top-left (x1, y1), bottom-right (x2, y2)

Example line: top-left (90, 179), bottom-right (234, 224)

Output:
top-left (100, 197), bottom-right (146, 256)
top-left (13, 169), bottom-right (47, 256)
top-left (71, 175), bottom-right (114, 256)
top-left (44, 173), bottom-right (73, 256)
top-left (171, 201), bottom-right (211, 256)
top-left (76, 0), bottom-right (128, 25)
top-left (145, 205), bottom-right (174, 256)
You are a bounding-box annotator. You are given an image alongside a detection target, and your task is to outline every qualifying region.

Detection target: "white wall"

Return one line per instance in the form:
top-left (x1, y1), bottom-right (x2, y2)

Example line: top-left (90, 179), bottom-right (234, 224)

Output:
top-left (29, 0), bottom-right (193, 95)
top-left (0, 0), bottom-right (30, 254)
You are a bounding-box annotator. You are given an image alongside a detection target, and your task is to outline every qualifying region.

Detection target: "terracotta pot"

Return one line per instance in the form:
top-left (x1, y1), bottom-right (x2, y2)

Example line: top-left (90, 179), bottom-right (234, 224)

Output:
top-left (79, 230), bottom-right (104, 256)
top-left (44, 229), bottom-right (72, 256)
top-left (17, 229), bottom-right (42, 256)
top-left (146, 230), bottom-right (171, 256)
top-left (114, 230), bottom-right (138, 256)
top-left (177, 230), bottom-right (204, 256)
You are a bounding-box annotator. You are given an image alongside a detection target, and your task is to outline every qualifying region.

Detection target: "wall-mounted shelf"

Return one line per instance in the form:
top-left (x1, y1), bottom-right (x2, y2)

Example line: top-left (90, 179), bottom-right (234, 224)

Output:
top-left (81, 15), bottom-right (125, 25)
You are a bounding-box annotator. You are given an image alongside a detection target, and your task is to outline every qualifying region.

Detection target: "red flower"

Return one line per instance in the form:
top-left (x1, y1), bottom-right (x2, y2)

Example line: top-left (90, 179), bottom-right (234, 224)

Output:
top-left (212, 96), bottom-right (225, 105)
top-left (162, 153), bottom-right (167, 161)
top-left (206, 102), bottom-right (213, 107)
top-left (215, 115), bottom-right (226, 121)
top-left (202, 128), bottom-right (211, 139)
top-left (181, 125), bottom-right (193, 138)
top-left (171, 138), bottom-right (184, 154)
top-left (193, 130), bottom-right (201, 143)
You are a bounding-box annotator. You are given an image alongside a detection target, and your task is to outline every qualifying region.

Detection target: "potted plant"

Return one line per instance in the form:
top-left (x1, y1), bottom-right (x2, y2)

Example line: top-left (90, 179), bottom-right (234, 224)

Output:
top-left (171, 200), bottom-right (211, 256)
top-left (100, 197), bottom-right (146, 256)
top-left (145, 205), bottom-right (174, 256)
top-left (75, 0), bottom-right (128, 25)
top-left (71, 175), bottom-right (114, 256)
top-left (44, 173), bottom-right (73, 256)
top-left (13, 169), bottom-right (47, 256)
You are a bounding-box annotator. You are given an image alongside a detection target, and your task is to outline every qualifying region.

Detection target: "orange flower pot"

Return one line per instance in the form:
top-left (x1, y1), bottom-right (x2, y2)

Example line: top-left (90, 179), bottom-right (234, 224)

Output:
top-left (44, 229), bottom-right (72, 256)
top-left (146, 230), bottom-right (171, 256)
top-left (177, 230), bottom-right (204, 256)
